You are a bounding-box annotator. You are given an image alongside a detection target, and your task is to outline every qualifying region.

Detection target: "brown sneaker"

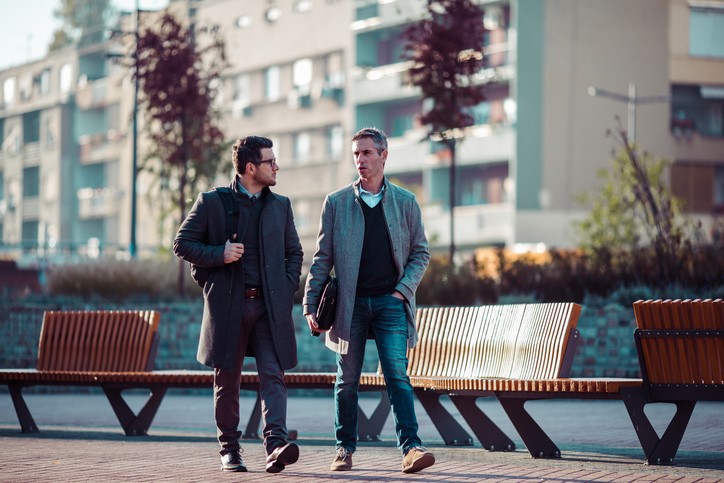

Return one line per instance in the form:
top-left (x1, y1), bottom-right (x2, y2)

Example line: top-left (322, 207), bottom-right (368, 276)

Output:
top-left (402, 446), bottom-right (435, 473)
top-left (330, 447), bottom-right (353, 471)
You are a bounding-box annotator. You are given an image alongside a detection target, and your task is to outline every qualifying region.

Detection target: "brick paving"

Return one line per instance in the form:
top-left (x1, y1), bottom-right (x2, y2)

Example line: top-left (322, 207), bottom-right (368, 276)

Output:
top-left (0, 392), bottom-right (722, 482)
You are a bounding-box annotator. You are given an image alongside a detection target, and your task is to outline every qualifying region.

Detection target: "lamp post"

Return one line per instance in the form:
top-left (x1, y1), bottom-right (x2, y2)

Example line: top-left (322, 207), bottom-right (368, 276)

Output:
top-left (587, 82), bottom-right (669, 144)
top-left (129, 0), bottom-right (140, 258)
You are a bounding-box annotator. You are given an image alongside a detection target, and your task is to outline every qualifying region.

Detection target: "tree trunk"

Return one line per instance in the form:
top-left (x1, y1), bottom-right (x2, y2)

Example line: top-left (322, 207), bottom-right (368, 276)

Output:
top-left (448, 138), bottom-right (457, 265)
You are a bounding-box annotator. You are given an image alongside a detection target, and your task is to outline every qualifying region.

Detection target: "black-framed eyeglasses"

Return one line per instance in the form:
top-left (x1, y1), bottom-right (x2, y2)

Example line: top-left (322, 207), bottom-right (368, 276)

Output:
top-left (254, 158), bottom-right (278, 168)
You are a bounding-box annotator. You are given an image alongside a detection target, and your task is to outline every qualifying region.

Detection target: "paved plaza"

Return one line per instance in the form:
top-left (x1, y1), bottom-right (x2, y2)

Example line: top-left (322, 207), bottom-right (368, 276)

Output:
top-left (0, 391), bottom-right (722, 482)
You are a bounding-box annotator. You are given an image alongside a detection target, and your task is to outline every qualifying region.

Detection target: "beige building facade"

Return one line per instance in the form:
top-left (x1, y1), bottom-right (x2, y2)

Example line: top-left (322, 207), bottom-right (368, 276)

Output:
top-left (1, 0), bottom-right (722, 264)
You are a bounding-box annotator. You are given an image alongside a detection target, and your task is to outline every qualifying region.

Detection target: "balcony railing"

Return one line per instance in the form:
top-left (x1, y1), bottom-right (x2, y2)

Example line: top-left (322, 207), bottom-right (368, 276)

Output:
top-left (78, 131), bottom-right (125, 164)
top-left (77, 187), bottom-right (123, 219)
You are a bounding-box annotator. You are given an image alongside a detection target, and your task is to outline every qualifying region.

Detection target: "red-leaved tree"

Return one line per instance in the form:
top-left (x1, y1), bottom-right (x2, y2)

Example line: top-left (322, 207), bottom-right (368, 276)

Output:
top-left (115, 11), bottom-right (227, 294)
top-left (403, 0), bottom-right (487, 263)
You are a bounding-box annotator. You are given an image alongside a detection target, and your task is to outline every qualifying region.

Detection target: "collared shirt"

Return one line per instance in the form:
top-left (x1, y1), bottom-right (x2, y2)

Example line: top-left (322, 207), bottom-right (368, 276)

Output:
top-left (359, 184), bottom-right (385, 208)
top-left (236, 179), bottom-right (261, 200)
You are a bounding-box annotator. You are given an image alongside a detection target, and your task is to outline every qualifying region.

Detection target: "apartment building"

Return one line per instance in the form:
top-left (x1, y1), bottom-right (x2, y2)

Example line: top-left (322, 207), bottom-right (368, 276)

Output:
top-left (668, 0), bottom-right (724, 226)
top-left (1, 0), bottom-right (722, 263)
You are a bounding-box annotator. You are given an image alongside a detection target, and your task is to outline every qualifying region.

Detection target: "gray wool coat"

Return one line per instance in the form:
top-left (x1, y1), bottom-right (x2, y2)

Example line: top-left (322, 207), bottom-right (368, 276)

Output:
top-left (173, 180), bottom-right (303, 371)
top-left (303, 178), bottom-right (430, 354)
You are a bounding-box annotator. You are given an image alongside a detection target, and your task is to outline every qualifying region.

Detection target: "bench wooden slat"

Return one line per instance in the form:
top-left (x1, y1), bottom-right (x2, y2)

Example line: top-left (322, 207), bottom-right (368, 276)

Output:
top-left (35, 311), bottom-right (159, 372)
top-left (633, 300), bottom-right (724, 385)
top-left (510, 303), bottom-right (579, 380)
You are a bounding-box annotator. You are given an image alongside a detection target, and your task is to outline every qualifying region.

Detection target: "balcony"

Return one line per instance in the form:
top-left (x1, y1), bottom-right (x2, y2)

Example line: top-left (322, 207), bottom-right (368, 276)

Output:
top-left (77, 187), bottom-right (123, 219)
top-left (423, 202), bottom-right (514, 249)
top-left (75, 77), bottom-right (123, 110)
top-left (22, 143), bottom-right (41, 165)
top-left (78, 131), bottom-right (125, 164)
top-left (21, 197), bottom-right (40, 219)
top-left (353, 62), bottom-right (418, 105)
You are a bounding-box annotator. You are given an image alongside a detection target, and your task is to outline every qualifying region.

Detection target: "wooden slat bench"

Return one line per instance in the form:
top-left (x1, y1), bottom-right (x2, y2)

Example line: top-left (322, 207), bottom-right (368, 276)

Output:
top-left (0, 310), bottom-right (161, 435)
top-left (403, 304), bottom-right (644, 458)
top-left (621, 298), bottom-right (724, 464)
top-left (0, 309), bottom-right (389, 439)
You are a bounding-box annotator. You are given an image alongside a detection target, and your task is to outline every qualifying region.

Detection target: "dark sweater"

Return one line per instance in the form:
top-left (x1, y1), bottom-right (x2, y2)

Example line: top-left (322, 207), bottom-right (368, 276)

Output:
top-left (356, 200), bottom-right (398, 296)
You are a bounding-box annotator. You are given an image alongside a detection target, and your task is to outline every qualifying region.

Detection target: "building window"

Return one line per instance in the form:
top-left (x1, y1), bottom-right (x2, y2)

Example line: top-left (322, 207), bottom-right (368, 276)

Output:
top-left (22, 221), bottom-right (39, 246)
top-left (292, 58), bottom-right (313, 95)
top-left (469, 102), bottom-right (491, 125)
top-left (389, 173), bottom-right (424, 202)
top-left (19, 74), bottom-right (33, 101)
top-left (44, 117), bottom-right (55, 149)
top-left (457, 163), bottom-right (508, 206)
top-left (60, 63), bottom-right (73, 95)
top-left (106, 104), bottom-right (120, 132)
top-left (3, 77), bottom-right (16, 108)
top-left (327, 125), bottom-right (344, 160)
top-left (293, 131), bottom-right (311, 164)
top-left (293, 199), bottom-right (311, 232)
top-left (690, 7), bottom-right (724, 58)
top-left (23, 111), bottom-right (41, 144)
top-left (671, 84), bottom-right (724, 138)
top-left (39, 69), bottom-right (51, 96)
top-left (23, 166), bottom-right (40, 198)
top-left (265, 66), bottom-right (280, 101)
top-left (231, 73), bottom-right (251, 117)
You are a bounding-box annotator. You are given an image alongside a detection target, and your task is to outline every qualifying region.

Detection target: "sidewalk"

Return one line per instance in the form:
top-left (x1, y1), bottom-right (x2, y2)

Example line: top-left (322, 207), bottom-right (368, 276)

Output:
top-left (1, 391), bottom-right (722, 482)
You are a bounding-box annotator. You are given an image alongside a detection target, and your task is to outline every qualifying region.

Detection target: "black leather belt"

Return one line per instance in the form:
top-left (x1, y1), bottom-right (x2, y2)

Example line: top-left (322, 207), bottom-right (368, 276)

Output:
top-left (245, 287), bottom-right (262, 299)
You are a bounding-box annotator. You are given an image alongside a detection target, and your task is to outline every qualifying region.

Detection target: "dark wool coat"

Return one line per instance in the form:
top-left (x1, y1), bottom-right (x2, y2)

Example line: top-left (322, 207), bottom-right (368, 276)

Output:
top-left (173, 180), bottom-right (303, 371)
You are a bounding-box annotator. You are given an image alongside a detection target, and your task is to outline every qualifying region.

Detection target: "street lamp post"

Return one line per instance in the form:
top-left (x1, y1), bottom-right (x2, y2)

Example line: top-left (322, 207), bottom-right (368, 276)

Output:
top-left (587, 82), bottom-right (669, 144)
top-left (129, 0), bottom-right (140, 258)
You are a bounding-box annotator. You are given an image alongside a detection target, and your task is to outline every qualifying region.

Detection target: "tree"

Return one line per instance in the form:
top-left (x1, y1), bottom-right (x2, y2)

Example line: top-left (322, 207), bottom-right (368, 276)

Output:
top-left (49, 0), bottom-right (113, 51)
top-left (114, 11), bottom-right (227, 295)
top-left (575, 124), bottom-right (690, 285)
top-left (403, 0), bottom-right (487, 264)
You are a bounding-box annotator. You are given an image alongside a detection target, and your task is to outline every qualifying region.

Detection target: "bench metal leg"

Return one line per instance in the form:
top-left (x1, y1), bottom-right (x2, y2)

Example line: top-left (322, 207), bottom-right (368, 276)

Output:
top-left (414, 389), bottom-right (473, 446)
top-left (450, 395), bottom-right (515, 451)
top-left (103, 386), bottom-right (168, 436)
top-left (498, 397), bottom-right (560, 458)
top-left (8, 384), bottom-right (39, 433)
top-left (242, 390), bottom-right (391, 441)
top-left (622, 389), bottom-right (696, 465)
top-left (358, 390), bottom-right (391, 441)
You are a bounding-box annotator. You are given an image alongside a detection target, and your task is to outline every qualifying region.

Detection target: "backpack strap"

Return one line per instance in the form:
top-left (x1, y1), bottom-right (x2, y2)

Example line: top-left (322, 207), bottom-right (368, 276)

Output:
top-left (214, 187), bottom-right (239, 242)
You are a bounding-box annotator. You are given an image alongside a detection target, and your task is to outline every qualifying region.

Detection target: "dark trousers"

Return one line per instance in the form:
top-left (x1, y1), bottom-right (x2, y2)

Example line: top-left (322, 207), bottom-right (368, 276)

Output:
top-left (214, 298), bottom-right (288, 456)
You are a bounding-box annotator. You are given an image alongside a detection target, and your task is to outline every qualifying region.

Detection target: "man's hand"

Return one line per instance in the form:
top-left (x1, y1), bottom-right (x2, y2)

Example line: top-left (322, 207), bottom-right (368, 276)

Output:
top-left (305, 313), bottom-right (329, 333)
top-left (392, 291), bottom-right (405, 301)
top-left (224, 240), bottom-right (244, 264)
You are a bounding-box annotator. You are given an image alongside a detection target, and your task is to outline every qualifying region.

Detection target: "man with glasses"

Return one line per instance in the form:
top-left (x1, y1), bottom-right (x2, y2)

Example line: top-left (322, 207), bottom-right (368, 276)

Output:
top-left (174, 136), bottom-right (303, 473)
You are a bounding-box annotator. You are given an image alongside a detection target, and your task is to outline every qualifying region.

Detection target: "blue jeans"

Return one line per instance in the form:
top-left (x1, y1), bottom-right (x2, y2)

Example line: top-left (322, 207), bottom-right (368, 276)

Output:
top-left (334, 294), bottom-right (421, 453)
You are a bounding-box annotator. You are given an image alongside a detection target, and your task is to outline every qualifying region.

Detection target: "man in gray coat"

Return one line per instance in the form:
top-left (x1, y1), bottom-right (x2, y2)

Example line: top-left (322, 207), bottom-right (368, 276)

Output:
top-left (173, 136), bottom-right (303, 473)
top-left (303, 127), bottom-right (434, 474)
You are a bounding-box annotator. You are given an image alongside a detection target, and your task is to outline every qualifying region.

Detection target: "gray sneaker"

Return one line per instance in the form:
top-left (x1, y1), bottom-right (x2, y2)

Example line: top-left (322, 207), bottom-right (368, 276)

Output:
top-left (220, 450), bottom-right (247, 472)
top-left (330, 447), bottom-right (353, 471)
